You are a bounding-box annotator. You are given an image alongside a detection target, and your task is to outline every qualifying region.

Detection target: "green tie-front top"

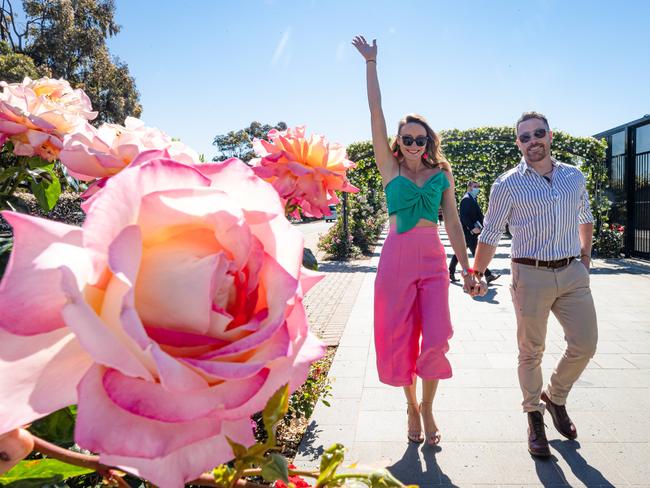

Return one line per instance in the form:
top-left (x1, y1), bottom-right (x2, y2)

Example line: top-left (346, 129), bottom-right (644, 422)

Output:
top-left (384, 168), bottom-right (450, 234)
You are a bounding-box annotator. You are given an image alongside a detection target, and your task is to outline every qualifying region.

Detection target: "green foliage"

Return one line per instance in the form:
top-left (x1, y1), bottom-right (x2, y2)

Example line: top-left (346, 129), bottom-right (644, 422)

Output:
top-left (439, 126), bottom-right (609, 232)
top-left (0, 144), bottom-right (65, 211)
top-left (28, 163), bottom-right (61, 212)
top-left (1, 0), bottom-right (141, 124)
top-left (0, 40), bottom-right (46, 82)
top-left (318, 141), bottom-right (387, 260)
top-left (593, 223), bottom-right (624, 258)
top-left (284, 354), bottom-right (332, 426)
top-left (262, 384), bottom-right (290, 439)
top-left (260, 452), bottom-right (289, 484)
top-left (316, 443), bottom-right (346, 487)
top-left (0, 458), bottom-right (93, 485)
top-left (213, 121), bottom-right (287, 163)
top-left (346, 142), bottom-right (388, 252)
top-left (28, 406), bottom-right (77, 448)
top-left (0, 232), bottom-right (12, 279)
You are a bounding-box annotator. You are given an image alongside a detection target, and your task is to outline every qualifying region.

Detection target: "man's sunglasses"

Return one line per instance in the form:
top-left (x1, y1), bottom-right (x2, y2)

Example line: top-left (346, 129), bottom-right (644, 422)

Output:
top-left (400, 135), bottom-right (428, 147)
top-left (518, 128), bottom-right (548, 144)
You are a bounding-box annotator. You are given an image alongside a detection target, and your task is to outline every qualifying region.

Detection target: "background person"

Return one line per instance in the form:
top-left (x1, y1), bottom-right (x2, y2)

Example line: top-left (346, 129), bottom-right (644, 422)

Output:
top-left (448, 181), bottom-right (500, 284)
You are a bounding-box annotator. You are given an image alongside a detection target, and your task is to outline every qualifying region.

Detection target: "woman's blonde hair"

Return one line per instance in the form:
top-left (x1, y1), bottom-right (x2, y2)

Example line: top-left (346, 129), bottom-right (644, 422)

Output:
top-left (391, 113), bottom-right (452, 172)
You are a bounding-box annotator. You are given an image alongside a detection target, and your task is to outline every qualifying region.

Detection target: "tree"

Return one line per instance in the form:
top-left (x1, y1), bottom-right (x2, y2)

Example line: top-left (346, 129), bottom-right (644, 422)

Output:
top-left (0, 40), bottom-right (46, 82)
top-left (0, 0), bottom-right (141, 124)
top-left (212, 121), bottom-right (287, 163)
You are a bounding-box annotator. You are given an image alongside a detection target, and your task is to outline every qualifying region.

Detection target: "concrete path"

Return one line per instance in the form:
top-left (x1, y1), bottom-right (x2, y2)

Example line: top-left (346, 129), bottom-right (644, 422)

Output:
top-left (295, 227), bottom-right (650, 488)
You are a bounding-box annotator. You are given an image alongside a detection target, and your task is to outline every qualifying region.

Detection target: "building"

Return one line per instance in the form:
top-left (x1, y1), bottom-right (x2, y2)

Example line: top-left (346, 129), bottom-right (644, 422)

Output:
top-left (594, 115), bottom-right (650, 259)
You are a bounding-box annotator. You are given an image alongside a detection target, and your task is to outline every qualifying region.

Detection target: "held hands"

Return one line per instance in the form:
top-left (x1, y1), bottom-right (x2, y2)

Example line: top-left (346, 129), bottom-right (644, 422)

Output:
top-left (462, 272), bottom-right (488, 297)
top-left (352, 35), bottom-right (377, 62)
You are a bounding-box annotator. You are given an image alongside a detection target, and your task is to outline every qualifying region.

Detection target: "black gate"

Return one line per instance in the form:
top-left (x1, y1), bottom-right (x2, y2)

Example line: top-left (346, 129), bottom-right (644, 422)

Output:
top-left (595, 116), bottom-right (650, 260)
top-left (632, 123), bottom-right (650, 257)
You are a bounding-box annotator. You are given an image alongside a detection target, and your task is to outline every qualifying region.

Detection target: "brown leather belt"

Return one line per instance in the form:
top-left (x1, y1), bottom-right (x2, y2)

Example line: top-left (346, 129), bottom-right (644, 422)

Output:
top-left (512, 257), bottom-right (576, 269)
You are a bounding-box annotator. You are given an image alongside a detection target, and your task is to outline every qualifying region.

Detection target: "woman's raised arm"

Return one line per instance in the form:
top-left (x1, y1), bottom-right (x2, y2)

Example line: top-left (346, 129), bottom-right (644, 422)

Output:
top-left (352, 35), bottom-right (394, 179)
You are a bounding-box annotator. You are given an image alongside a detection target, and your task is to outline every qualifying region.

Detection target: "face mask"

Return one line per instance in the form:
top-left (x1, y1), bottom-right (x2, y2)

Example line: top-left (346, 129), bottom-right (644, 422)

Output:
top-left (469, 188), bottom-right (480, 197)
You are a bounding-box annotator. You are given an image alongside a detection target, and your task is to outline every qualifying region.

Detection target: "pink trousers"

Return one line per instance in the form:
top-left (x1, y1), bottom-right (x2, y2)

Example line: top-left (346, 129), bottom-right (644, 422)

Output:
top-left (374, 225), bottom-right (453, 386)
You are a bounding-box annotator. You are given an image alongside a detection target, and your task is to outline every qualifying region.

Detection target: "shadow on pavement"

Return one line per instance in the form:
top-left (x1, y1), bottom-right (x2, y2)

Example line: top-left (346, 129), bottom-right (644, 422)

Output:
top-left (318, 261), bottom-right (377, 273)
top-left (549, 439), bottom-right (617, 487)
top-left (530, 454), bottom-right (569, 486)
top-left (387, 443), bottom-right (459, 487)
top-left (297, 420), bottom-right (325, 462)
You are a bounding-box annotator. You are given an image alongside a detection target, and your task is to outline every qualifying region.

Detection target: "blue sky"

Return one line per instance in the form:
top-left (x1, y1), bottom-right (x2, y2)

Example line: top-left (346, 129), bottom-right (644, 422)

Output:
top-left (107, 0), bottom-right (650, 159)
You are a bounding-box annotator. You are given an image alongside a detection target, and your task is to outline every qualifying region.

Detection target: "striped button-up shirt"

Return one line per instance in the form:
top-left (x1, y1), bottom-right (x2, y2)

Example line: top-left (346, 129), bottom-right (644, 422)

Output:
top-left (479, 158), bottom-right (594, 260)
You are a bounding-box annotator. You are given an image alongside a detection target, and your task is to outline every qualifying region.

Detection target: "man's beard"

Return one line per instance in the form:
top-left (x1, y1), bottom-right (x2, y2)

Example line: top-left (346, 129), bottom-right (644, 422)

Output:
top-left (526, 144), bottom-right (547, 162)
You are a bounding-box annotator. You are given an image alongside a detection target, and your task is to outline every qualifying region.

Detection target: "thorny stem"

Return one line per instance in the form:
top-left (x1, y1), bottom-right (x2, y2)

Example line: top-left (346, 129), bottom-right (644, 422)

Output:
top-left (30, 435), bottom-right (268, 488)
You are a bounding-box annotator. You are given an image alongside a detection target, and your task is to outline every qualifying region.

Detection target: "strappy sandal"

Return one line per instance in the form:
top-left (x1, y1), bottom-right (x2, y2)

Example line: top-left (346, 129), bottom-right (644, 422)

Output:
top-left (420, 401), bottom-right (442, 446)
top-left (406, 402), bottom-right (424, 443)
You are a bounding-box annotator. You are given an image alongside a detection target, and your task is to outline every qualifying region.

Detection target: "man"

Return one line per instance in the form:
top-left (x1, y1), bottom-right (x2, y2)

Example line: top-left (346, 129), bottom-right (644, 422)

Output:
top-left (472, 112), bottom-right (598, 458)
top-left (449, 181), bottom-right (500, 284)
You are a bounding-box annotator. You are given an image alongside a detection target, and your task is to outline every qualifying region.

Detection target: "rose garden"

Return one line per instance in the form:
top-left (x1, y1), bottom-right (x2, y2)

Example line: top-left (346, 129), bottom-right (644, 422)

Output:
top-left (0, 3), bottom-right (642, 488)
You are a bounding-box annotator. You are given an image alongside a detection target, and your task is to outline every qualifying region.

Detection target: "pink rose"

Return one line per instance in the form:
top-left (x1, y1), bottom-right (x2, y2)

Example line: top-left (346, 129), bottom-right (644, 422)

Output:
top-left (0, 157), bottom-right (325, 487)
top-left (0, 77), bottom-right (96, 161)
top-left (251, 126), bottom-right (358, 218)
top-left (59, 117), bottom-right (199, 197)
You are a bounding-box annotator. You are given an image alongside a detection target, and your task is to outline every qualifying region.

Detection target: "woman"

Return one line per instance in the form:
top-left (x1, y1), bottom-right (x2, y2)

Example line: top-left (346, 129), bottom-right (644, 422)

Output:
top-left (352, 35), bottom-right (477, 446)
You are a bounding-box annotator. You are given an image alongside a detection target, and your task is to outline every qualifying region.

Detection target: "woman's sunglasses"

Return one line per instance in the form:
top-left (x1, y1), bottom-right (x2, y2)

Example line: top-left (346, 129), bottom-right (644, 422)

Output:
top-left (518, 128), bottom-right (548, 144)
top-left (400, 135), bottom-right (428, 147)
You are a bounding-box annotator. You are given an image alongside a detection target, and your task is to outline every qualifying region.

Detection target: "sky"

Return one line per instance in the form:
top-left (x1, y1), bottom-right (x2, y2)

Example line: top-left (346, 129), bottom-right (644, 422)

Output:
top-left (106, 0), bottom-right (650, 160)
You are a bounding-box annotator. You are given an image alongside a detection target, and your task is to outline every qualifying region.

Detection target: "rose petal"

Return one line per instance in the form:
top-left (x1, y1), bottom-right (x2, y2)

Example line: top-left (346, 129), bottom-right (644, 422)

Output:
top-left (82, 159), bottom-right (213, 268)
top-left (100, 417), bottom-right (254, 488)
top-left (0, 327), bottom-right (91, 433)
top-left (102, 367), bottom-right (268, 422)
top-left (60, 266), bottom-right (154, 381)
top-left (0, 211), bottom-right (90, 335)
top-left (75, 365), bottom-right (221, 458)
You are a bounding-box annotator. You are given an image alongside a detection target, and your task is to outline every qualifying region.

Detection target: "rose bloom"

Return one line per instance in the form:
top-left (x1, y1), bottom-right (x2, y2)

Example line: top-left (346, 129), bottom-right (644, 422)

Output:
top-left (251, 126), bottom-right (358, 219)
top-left (0, 156), bottom-right (325, 487)
top-left (274, 464), bottom-right (312, 488)
top-left (0, 77), bottom-right (97, 161)
top-left (59, 117), bottom-right (199, 196)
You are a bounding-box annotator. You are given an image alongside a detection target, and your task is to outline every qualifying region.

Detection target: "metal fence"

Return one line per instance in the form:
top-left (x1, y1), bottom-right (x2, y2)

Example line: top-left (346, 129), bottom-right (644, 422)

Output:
top-left (595, 115), bottom-right (650, 259)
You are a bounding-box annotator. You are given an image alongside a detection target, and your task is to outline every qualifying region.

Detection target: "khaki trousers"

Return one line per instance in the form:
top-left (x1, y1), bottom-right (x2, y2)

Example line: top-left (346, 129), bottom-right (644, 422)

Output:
top-left (510, 259), bottom-right (598, 413)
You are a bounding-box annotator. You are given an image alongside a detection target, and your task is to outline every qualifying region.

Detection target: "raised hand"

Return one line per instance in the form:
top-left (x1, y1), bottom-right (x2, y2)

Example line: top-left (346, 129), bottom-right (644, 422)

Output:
top-left (352, 35), bottom-right (377, 62)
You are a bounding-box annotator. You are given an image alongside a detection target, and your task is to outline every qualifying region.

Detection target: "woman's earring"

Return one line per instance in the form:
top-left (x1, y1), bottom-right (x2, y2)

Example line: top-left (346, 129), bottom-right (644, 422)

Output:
top-left (422, 153), bottom-right (428, 160)
top-left (393, 151), bottom-right (399, 158)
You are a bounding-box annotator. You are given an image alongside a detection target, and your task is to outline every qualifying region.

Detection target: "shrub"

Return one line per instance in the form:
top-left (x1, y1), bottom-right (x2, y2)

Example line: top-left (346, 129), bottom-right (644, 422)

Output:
top-left (593, 223), bottom-right (624, 258)
top-left (318, 219), bottom-right (362, 260)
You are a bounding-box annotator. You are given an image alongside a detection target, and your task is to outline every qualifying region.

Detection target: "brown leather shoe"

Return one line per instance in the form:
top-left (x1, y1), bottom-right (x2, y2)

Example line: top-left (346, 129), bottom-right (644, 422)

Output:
top-left (527, 411), bottom-right (551, 458)
top-left (541, 391), bottom-right (577, 440)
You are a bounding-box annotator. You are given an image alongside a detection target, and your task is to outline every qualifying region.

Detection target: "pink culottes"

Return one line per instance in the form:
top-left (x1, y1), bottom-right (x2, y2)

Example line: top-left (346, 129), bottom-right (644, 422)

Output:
top-left (374, 224), bottom-right (453, 386)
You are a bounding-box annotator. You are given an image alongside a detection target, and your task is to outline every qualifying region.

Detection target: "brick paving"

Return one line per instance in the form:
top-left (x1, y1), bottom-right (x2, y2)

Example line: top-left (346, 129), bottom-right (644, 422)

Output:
top-left (304, 259), bottom-right (377, 346)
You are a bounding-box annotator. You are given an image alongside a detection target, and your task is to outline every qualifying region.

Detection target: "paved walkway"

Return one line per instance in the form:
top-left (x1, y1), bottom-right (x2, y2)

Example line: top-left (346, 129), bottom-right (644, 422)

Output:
top-left (296, 227), bottom-right (650, 488)
top-left (304, 260), bottom-right (373, 345)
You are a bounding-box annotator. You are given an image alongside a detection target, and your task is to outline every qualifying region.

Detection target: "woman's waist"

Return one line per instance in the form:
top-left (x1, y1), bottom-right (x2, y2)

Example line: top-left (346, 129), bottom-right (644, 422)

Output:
top-left (388, 217), bottom-right (439, 235)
